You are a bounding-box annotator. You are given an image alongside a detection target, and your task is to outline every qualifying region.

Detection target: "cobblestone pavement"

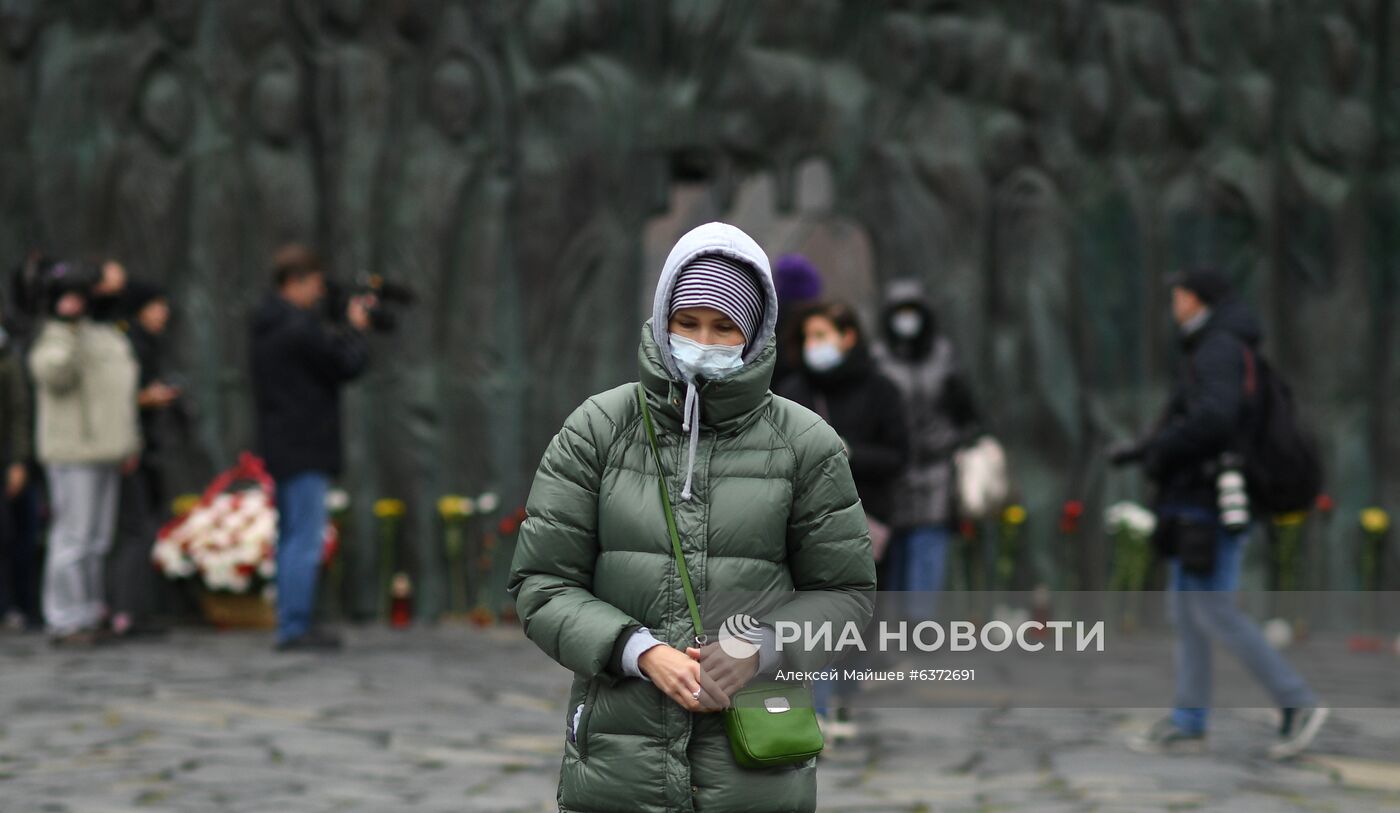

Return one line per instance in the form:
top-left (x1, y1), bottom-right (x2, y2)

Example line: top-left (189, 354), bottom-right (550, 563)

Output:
top-left (2, 624), bottom-right (1398, 812)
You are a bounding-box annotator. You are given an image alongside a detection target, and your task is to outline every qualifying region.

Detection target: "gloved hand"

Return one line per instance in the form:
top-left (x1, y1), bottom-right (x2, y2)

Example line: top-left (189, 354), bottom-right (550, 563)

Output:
top-left (686, 641), bottom-right (760, 712)
top-left (1108, 441), bottom-right (1146, 467)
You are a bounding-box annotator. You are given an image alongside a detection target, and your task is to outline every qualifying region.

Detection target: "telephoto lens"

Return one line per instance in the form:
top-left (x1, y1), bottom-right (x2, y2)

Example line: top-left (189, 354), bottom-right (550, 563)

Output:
top-left (1216, 454), bottom-right (1251, 533)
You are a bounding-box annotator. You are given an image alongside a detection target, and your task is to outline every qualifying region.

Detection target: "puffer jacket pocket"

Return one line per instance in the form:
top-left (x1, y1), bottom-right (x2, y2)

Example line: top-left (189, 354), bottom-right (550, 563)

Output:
top-left (569, 678), bottom-right (600, 760)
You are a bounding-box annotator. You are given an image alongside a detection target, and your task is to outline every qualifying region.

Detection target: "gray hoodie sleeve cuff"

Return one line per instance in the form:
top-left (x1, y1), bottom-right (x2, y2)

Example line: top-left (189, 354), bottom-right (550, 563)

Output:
top-left (621, 627), bottom-right (667, 680)
top-left (755, 625), bottom-right (780, 677)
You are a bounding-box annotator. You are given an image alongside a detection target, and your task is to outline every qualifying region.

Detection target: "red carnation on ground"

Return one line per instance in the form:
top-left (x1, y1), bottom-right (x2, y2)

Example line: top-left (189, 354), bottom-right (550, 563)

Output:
top-left (1059, 500), bottom-right (1085, 534)
top-left (498, 506), bottom-right (528, 535)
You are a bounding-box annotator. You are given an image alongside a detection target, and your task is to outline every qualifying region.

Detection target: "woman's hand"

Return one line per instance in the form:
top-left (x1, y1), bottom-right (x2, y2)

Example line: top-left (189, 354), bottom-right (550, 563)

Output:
top-left (639, 645), bottom-right (714, 712)
top-left (686, 643), bottom-right (759, 711)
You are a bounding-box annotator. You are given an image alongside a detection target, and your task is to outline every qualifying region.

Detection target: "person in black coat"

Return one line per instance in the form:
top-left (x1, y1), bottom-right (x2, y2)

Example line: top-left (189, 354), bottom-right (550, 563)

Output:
top-left (1127, 273), bottom-right (1259, 511)
top-left (775, 300), bottom-right (906, 735)
top-left (106, 281), bottom-right (180, 637)
top-left (1114, 268), bottom-right (1325, 758)
top-left (250, 245), bottom-right (372, 652)
top-left (776, 301), bottom-right (907, 524)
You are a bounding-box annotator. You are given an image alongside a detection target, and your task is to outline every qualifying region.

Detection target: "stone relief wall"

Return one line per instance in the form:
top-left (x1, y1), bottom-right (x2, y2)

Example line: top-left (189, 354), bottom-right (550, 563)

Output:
top-left (2, 1), bottom-right (1395, 612)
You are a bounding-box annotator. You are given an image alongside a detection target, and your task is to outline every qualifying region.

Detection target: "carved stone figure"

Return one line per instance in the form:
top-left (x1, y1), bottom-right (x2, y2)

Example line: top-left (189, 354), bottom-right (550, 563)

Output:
top-left (2, 1), bottom-right (1398, 594)
top-left (0, 0), bottom-right (39, 265)
top-left (985, 113), bottom-right (1082, 589)
top-left (1283, 11), bottom-right (1378, 587)
top-left (364, 53), bottom-right (485, 620)
top-left (106, 61), bottom-right (194, 288)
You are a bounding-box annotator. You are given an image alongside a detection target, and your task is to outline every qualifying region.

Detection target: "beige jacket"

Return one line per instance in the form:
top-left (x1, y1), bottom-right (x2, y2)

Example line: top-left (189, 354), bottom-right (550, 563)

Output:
top-left (29, 319), bottom-right (140, 465)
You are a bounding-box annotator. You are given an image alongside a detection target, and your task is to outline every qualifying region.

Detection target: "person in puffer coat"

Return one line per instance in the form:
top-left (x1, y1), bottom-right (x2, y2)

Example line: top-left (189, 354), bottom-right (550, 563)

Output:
top-left (509, 222), bottom-right (876, 813)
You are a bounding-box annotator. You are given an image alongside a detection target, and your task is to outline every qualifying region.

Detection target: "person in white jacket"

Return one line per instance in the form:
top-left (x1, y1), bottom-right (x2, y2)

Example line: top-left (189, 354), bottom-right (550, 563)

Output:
top-left (28, 265), bottom-right (140, 646)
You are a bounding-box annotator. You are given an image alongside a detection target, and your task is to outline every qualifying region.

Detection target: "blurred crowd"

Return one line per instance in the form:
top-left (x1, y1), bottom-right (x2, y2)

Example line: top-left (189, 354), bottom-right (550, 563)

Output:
top-left (0, 255), bottom-right (180, 645)
top-left (0, 247), bottom-right (373, 651)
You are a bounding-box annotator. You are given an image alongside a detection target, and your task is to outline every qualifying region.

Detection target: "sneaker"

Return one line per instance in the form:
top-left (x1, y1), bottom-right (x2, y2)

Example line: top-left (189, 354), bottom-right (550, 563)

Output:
top-left (274, 628), bottom-right (344, 653)
top-left (1127, 717), bottom-right (1207, 755)
top-left (1269, 707), bottom-right (1329, 760)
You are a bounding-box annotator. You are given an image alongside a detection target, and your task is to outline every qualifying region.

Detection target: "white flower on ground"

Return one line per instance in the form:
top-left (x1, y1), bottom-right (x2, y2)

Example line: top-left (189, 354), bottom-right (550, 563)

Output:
top-left (325, 489), bottom-right (350, 512)
top-left (1106, 501), bottom-right (1156, 537)
top-left (476, 492), bottom-right (500, 513)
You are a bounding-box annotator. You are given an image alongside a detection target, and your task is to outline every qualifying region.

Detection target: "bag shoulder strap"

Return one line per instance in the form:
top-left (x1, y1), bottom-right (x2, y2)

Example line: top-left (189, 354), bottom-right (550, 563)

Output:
top-left (636, 383), bottom-right (706, 643)
top-left (1240, 344), bottom-right (1258, 398)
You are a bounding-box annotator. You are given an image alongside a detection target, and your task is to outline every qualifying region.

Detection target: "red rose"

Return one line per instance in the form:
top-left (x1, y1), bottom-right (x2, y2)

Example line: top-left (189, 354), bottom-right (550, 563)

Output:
top-left (1059, 500), bottom-right (1085, 534)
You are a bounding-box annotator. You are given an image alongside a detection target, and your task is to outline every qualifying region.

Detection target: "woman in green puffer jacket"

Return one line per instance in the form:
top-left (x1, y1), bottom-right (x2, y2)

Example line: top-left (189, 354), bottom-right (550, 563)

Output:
top-left (509, 222), bottom-right (876, 813)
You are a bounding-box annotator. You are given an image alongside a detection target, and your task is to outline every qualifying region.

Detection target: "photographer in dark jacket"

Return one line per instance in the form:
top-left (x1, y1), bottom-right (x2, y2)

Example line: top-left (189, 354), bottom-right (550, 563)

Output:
top-left (1114, 268), bottom-right (1324, 759)
top-left (251, 245), bottom-right (372, 652)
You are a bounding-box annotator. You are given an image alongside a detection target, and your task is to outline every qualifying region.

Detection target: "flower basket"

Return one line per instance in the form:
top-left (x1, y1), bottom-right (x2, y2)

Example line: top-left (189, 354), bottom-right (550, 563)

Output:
top-left (196, 589), bottom-right (277, 630)
top-left (152, 452), bottom-right (336, 626)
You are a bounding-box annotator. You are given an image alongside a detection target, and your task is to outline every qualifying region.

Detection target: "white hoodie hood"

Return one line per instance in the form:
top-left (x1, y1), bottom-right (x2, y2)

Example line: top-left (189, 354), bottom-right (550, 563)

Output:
top-left (650, 222), bottom-right (778, 382)
top-left (649, 222), bottom-right (777, 500)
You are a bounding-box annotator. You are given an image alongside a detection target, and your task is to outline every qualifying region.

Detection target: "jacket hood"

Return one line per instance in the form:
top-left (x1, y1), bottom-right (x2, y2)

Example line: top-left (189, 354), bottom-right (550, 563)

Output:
top-left (880, 277), bottom-right (939, 357)
top-left (1198, 297), bottom-right (1262, 348)
top-left (650, 222), bottom-right (778, 382)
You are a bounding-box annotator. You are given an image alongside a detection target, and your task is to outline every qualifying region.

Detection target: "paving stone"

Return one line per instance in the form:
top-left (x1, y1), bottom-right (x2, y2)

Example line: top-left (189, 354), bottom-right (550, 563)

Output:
top-left (5, 626), bottom-right (1400, 810)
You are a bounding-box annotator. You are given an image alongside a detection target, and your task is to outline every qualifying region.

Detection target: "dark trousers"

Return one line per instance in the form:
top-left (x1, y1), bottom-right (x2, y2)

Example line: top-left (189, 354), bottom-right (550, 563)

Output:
top-left (105, 464), bottom-right (162, 622)
top-left (0, 477), bottom-right (41, 625)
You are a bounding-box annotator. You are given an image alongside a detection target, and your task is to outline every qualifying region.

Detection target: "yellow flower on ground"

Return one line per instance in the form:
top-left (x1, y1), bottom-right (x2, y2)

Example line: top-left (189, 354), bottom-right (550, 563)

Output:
top-left (1273, 511), bottom-right (1307, 528)
top-left (374, 498), bottom-right (407, 519)
top-left (1360, 508), bottom-right (1390, 535)
top-left (172, 494), bottom-right (199, 516)
top-left (437, 495), bottom-right (474, 520)
top-left (1002, 504), bottom-right (1027, 526)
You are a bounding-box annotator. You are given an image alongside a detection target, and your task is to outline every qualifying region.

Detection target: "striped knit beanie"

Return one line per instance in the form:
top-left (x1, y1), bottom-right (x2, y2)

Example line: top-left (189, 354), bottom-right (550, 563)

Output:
top-left (668, 254), bottom-right (765, 347)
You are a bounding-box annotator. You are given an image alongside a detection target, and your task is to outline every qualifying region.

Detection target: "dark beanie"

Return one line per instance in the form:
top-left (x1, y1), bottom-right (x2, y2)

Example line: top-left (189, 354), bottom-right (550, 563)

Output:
top-left (774, 254), bottom-right (822, 304)
top-left (1169, 268), bottom-right (1233, 306)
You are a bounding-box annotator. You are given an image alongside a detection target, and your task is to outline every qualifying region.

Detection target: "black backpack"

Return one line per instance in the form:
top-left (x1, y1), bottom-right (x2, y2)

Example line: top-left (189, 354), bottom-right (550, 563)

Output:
top-left (1239, 348), bottom-right (1323, 514)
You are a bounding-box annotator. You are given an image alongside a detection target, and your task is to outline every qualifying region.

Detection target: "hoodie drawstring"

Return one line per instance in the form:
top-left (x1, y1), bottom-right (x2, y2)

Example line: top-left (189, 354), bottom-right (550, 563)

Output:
top-left (680, 381), bottom-right (700, 501)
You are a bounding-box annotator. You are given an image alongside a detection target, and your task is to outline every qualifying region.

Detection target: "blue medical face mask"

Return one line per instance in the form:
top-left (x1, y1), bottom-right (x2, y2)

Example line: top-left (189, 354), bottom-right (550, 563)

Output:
top-left (669, 333), bottom-right (745, 382)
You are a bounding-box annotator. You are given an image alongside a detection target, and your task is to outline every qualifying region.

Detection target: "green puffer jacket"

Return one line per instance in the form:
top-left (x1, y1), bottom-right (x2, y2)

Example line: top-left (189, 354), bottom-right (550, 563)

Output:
top-left (510, 223), bottom-right (875, 813)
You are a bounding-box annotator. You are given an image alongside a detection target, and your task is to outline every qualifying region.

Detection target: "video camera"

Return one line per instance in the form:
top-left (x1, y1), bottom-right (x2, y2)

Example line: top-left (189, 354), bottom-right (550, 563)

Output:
top-left (325, 273), bottom-right (416, 333)
top-left (10, 254), bottom-right (102, 319)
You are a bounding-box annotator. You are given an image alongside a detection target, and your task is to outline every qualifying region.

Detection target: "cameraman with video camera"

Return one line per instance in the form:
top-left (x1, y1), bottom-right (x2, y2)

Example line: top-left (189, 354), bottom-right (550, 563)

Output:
top-left (28, 261), bottom-right (140, 647)
top-left (251, 245), bottom-right (372, 652)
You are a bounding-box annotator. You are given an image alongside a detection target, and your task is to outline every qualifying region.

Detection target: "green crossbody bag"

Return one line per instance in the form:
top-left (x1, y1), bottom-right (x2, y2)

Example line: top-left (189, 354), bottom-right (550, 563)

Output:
top-left (636, 383), bottom-right (824, 769)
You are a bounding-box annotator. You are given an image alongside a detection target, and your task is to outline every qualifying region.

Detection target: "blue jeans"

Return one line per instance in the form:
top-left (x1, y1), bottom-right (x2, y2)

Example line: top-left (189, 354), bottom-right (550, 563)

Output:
top-left (1167, 526), bottom-right (1317, 735)
top-left (813, 525), bottom-right (953, 715)
top-left (275, 472), bottom-right (329, 643)
top-left (885, 525), bottom-right (950, 620)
